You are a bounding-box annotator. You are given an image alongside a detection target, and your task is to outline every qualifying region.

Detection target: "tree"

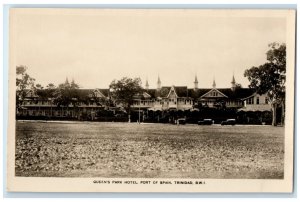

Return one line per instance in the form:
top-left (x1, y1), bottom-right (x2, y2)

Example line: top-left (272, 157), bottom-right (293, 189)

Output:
top-left (109, 77), bottom-right (143, 122)
top-left (44, 83), bottom-right (57, 98)
top-left (36, 83), bottom-right (56, 99)
top-left (53, 79), bottom-right (80, 117)
top-left (16, 65), bottom-right (35, 110)
top-left (235, 83), bottom-right (242, 89)
top-left (35, 83), bottom-right (44, 99)
top-left (244, 43), bottom-right (286, 126)
top-left (35, 84), bottom-right (43, 90)
top-left (70, 79), bottom-right (79, 89)
top-left (46, 83), bottom-right (56, 90)
top-left (33, 84), bottom-right (45, 115)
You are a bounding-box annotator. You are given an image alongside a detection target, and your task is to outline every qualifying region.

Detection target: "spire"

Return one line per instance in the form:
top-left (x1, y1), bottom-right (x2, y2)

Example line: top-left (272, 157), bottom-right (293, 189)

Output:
top-left (65, 77), bottom-right (69, 84)
top-left (212, 78), bottom-right (216, 88)
top-left (145, 78), bottom-right (149, 90)
top-left (194, 75), bottom-right (198, 90)
top-left (157, 75), bottom-right (161, 90)
top-left (231, 75), bottom-right (236, 84)
top-left (231, 74), bottom-right (236, 91)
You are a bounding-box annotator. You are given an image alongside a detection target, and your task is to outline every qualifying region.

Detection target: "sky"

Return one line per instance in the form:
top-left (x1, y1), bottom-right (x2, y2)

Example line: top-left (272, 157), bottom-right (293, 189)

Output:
top-left (11, 9), bottom-right (286, 89)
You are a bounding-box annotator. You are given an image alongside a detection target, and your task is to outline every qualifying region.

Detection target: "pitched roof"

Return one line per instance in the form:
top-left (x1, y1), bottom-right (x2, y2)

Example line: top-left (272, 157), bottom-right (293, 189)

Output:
top-left (174, 86), bottom-right (189, 97)
top-left (187, 88), bottom-right (255, 99)
top-left (157, 86), bottom-right (169, 97)
top-left (24, 87), bottom-right (256, 100)
top-left (98, 89), bottom-right (109, 97)
top-left (154, 86), bottom-right (190, 98)
top-left (145, 89), bottom-right (157, 98)
top-left (66, 89), bottom-right (110, 98)
top-left (218, 88), bottom-right (255, 99)
top-left (200, 88), bottom-right (229, 98)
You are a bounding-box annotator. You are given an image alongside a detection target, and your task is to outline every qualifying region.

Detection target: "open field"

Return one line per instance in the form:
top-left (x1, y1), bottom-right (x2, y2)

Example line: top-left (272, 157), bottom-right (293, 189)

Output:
top-left (15, 121), bottom-right (284, 178)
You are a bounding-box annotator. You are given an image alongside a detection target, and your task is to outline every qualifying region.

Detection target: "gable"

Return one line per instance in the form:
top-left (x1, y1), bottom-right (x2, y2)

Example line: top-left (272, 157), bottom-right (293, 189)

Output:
top-left (143, 92), bottom-right (152, 99)
top-left (167, 86), bottom-right (178, 98)
top-left (242, 92), bottom-right (268, 100)
top-left (200, 89), bottom-right (228, 98)
top-left (25, 89), bottom-right (38, 98)
top-left (89, 89), bottom-right (106, 98)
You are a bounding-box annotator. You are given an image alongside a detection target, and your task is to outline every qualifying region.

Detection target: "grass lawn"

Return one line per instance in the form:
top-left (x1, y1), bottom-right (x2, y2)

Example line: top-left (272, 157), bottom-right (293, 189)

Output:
top-left (15, 121), bottom-right (284, 179)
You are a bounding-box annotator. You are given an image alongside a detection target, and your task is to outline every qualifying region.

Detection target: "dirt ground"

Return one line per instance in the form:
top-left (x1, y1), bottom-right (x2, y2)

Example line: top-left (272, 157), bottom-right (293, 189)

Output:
top-left (15, 121), bottom-right (284, 179)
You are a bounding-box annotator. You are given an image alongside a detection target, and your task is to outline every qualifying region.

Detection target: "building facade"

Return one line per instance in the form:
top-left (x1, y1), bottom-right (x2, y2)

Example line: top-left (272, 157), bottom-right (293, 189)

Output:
top-left (131, 76), bottom-right (271, 113)
top-left (16, 76), bottom-right (272, 121)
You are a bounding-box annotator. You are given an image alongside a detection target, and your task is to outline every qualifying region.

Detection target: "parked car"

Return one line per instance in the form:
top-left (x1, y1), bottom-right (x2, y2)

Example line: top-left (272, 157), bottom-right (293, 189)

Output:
top-left (177, 118), bottom-right (186, 125)
top-left (198, 119), bottom-right (213, 125)
top-left (221, 119), bottom-right (236, 126)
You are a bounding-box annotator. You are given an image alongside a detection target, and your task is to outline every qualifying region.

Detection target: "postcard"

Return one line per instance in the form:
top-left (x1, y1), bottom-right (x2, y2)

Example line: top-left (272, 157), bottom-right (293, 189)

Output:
top-left (7, 8), bottom-right (295, 192)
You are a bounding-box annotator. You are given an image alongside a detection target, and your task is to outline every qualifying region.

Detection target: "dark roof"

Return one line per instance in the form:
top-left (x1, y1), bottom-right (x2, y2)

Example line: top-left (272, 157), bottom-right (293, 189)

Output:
top-left (193, 88), bottom-right (211, 97)
top-left (78, 89), bottom-right (93, 93)
top-left (99, 89), bottom-right (109, 97)
top-left (159, 87), bottom-right (171, 97)
top-left (145, 89), bottom-right (157, 98)
top-left (174, 86), bottom-right (189, 97)
top-left (218, 88), bottom-right (255, 99)
top-left (25, 87), bottom-right (256, 100)
top-left (144, 87), bottom-right (254, 99)
top-left (189, 88), bottom-right (254, 99)
top-left (149, 86), bottom-right (189, 98)
top-left (76, 89), bottom-right (109, 97)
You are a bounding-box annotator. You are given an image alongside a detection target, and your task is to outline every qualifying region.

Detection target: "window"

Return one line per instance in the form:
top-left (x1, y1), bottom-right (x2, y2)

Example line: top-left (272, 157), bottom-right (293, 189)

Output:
top-left (265, 97), bottom-right (268, 104)
top-left (256, 97), bottom-right (259, 104)
top-left (247, 97), bottom-right (254, 104)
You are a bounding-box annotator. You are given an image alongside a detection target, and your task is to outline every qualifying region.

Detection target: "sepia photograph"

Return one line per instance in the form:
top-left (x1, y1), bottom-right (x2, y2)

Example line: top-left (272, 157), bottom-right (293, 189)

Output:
top-left (7, 8), bottom-right (295, 192)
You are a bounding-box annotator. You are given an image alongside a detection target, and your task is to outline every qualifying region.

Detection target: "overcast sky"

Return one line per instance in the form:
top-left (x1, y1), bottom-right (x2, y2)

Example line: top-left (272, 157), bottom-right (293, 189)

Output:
top-left (12, 9), bottom-right (286, 89)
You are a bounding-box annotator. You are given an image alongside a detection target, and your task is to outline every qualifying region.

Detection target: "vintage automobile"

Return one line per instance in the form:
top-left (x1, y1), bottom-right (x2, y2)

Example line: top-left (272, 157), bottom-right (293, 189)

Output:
top-left (198, 119), bottom-right (213, 125)
top-left (177, 118), bottom-right (186, 125)
top-left (221, 119), bottom-right (236, 126)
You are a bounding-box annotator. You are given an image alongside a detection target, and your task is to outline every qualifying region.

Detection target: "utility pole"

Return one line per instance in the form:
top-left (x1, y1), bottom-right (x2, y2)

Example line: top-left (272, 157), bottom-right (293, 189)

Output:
top-left (139, 99), bottom-right (141, 124)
